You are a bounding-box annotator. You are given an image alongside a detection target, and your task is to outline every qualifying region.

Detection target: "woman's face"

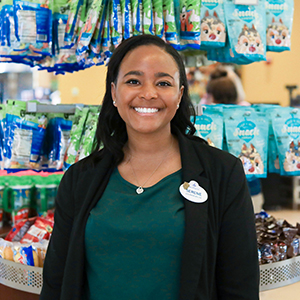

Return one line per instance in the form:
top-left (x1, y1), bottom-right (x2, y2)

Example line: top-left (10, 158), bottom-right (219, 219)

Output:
top-left (111, 45), bottom-right (184, 137)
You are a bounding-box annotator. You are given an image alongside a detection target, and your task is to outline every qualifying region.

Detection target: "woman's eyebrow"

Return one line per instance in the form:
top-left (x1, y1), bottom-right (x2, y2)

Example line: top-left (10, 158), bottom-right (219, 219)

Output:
top-left (155, 72), bottom-right (174, 79)
top-left (123, 70), bottom-right (143, 77)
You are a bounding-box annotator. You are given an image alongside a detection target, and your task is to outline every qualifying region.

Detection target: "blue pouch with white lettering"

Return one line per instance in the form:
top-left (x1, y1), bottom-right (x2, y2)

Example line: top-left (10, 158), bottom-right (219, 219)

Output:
top-left (266, 0), bottom-right (294, 52)
top-left (223, 106), bottom-right (268, 178)
top-left (224, 0), bottom-right (266, 64)
top-left (271, 107), bottom-right (300, 176)
top-left (200, 0), bottom-right (226, 50)
top-left (192, 104), bottom-right (223, 150)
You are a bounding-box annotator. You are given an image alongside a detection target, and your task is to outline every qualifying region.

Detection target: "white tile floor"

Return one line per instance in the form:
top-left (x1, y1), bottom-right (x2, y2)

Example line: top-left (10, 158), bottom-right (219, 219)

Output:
top-left (259, 209), bottom-right (300, 300)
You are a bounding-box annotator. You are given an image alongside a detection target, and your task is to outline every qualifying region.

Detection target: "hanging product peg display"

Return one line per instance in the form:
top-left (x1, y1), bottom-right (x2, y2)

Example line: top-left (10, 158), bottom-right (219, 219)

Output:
top-left (0, 0), bottom-right (294, 73)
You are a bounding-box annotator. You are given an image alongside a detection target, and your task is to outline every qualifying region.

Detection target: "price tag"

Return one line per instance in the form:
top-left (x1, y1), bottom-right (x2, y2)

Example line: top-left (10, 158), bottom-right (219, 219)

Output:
top-left (234, 0), bottom-right (258, 5)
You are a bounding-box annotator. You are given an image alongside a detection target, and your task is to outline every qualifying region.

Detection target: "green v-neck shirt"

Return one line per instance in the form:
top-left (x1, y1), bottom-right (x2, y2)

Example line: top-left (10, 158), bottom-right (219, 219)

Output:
top-left (84, 167), bottom-right (185, 300)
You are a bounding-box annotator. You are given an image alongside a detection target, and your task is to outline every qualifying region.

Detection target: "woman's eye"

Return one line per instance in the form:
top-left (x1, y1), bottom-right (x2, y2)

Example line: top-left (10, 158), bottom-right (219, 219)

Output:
top-left (158, 81), bottom-right (171, 87)
top-left (126, 79), bottom-right (139, 85)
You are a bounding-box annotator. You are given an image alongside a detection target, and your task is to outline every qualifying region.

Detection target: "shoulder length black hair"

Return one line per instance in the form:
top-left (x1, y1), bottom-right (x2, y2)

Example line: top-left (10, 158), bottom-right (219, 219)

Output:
top-left (90, 34), bottom-right (196, 166)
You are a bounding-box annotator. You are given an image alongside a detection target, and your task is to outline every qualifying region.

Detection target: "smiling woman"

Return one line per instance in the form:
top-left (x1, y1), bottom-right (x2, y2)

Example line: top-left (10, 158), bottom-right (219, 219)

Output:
top-left (40, 35), bottom-right (259, 300)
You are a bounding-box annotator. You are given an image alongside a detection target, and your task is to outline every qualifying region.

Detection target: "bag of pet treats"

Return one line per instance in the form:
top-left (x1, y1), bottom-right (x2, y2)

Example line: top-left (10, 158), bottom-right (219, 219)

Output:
top-left (193, 104), bottom-right (223, 150)
top-left (179, 0), bottom-right (201, 50)
top-left (4, 100), bottom-right (48, 170)
top-left (163, 0), bottom-right (180, 49)
top-left (64, 107), bottom-right (89, 170)
top-left (270, 107), bottom-right (300, 176)
top-left (77, 109), bottom-right (100, 162)
top-left (200, 0), bottom-right (226, 50)
top-left (13, 0), bottom-right (52, 62)
top-left (42, 113), bottom-right (72, 170)
top-left (265, 0), bottom-right (294, 52)
top-left (131, 0), bottom-right (142, 37)
top-left (223, 106), bottom-right (268, 178)
top-left (110, 0), bottom-right (122, 47)
top-left (223, 0), bottom-right (266, 64)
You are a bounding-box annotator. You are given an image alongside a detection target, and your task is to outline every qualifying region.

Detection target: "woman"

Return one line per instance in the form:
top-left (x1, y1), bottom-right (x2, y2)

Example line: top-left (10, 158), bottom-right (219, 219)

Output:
top-left (41, 35), bottom-right (259, 300)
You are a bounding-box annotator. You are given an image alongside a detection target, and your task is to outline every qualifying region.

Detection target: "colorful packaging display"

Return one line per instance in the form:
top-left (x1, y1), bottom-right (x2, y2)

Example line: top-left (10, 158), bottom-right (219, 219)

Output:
top-left (223, 106), bottom-right (268, 178)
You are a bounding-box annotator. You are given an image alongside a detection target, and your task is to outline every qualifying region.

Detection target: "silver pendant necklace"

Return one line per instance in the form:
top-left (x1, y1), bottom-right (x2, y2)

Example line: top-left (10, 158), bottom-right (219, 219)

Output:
top-left (128, 139), bottom-right (174, 194)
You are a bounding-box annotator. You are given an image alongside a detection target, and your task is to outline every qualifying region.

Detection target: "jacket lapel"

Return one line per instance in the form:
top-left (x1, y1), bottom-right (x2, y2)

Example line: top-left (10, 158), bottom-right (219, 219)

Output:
top-left (177, 133), bottom-right (209, 300)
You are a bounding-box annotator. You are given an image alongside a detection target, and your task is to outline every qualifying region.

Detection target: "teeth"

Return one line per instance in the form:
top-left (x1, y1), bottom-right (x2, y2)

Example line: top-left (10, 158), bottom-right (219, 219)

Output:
top-left (134, 107), bottom-right (159, 113)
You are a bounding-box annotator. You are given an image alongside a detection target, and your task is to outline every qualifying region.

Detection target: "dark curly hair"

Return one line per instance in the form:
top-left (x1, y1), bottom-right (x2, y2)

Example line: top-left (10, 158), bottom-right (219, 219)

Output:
top-left (90, 35), bottom-right (196, 166)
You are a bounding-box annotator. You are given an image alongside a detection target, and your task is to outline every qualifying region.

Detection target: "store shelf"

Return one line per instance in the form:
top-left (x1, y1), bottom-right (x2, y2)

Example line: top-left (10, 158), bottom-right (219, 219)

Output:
top-left (260, 256), bottom-right (300, 291)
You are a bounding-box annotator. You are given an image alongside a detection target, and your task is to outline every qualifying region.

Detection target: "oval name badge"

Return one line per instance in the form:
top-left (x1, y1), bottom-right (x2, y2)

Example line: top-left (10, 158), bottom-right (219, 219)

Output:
top-left (179, 180), bottom-right (208, 203)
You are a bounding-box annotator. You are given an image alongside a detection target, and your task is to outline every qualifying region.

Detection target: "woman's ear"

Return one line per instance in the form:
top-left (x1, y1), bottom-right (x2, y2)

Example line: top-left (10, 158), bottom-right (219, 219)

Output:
top-left (111, 82), bottom-right (117, 106)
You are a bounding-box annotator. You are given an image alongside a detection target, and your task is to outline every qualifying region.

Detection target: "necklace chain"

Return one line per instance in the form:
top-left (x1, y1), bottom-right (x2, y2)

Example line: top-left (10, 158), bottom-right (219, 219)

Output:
top-left (128, 139), bottom-right (174, 194)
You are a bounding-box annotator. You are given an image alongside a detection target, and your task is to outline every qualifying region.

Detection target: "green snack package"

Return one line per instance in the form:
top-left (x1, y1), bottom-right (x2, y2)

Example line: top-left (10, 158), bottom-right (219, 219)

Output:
top-left (64, 107), bottom-right (89, 169)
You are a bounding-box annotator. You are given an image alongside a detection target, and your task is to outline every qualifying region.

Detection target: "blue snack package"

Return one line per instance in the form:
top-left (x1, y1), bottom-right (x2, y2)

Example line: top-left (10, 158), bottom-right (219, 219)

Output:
top-left (271, 107), bottom-right (300, 176)
top-left (179, 0), bottom-right (201, 50)
top-left (252, 104), bottom-right (281, 174)
top-left (111, 0), bottom-right (122, 46)
top-left (223, 106), bottom-right (268, 178)
top-left (200, 0), bottom-right (226, 50)
top-left (266, 0), bottom-right (294, 52)
top-left (13, 0), bottom-right (52, 60)
top-left (224, 0), bottom-right (266, 64)
top-left (4, 100), bottom-right (48, 171)
top-left (192, 104), bottom-right (223, 150)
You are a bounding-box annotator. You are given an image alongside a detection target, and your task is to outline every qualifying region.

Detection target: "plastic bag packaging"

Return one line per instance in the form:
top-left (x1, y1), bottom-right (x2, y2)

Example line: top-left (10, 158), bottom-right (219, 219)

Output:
top-left (153, 0), bottom-right (164, 38)
top-left (179, 0), bottom-right (201, 50)
top-left (142, 0), bottom-right (154, 35)
top-left (64, 107), bottom-right (89, 170)
top-left (41, 113), bottom-right (72, 170)
top-left (200, 0), bottom-right (226, 50)
top-left (270, 107), bottom-right (300, 176)
top-left (223, 0), bottom-right (266, 64)
top-left (266, 0), bottom-right (294, 52)
top-left (4, 100), bottom-right (48, 171)
top-left (193, 104), bottom-right (223, 150)
top-left (13, 0), bottom-right (52, 61)
top-left (131, 0), bottom-right (142, 36)
top-left (77, 108), bottom-right (99, 161)
top-left (223, 106), bottom-right (268, 178)
top-left (0, 105), bottom-right (5, 169)
top-left (163, 0), bottom-right (180, 49)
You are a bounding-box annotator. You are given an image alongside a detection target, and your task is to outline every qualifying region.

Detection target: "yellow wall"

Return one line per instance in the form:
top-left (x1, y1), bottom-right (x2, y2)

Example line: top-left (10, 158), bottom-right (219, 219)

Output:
top-left (58, 65), bottom-right (107, 105)
top-left (241, 1), bottom-right (300, 106)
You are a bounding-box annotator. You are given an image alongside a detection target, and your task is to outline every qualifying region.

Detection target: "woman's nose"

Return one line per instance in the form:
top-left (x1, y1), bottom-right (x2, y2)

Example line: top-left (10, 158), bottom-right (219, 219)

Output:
top-left (139, 83), bottom-right (158, 100)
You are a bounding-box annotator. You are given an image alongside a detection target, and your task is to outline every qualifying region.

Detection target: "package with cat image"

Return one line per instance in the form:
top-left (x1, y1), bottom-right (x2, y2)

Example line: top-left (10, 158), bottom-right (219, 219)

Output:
top-left (270, 107), bottom-right (300, 176)
top-left (200, 0), bottom-right (227, 50)
top-left (223, 106), bottom-right (268, 178)
top-left (192, 104), bottom-right (224, 150)
top-left (266, 0), bottom-right (294, 52)
top-left (223, 0), bottom-right (266, 64)
top-left (179, 0), bottom-right (201, 50)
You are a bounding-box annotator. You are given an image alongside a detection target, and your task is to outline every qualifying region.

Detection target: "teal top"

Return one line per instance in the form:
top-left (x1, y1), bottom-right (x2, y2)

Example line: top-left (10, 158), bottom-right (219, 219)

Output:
top-left (84, 168), bottom-right (185, 300)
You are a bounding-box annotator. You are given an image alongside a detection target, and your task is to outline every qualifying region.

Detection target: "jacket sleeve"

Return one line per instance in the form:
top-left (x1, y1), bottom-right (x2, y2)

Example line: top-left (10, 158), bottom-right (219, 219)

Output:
top-left (216, 159), bottom-right (260, 300)
top-left (40, 167), bottom-right (76, 300)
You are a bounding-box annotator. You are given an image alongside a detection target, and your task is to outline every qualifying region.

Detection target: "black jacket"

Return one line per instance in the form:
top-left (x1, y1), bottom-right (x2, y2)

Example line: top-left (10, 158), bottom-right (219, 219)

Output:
top-left (41, 131), bottom-right (259, 300)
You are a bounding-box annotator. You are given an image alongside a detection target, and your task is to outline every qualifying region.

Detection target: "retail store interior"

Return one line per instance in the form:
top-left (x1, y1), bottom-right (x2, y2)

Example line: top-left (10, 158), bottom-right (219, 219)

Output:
top-left (0, 0), bottom-right (300, 299)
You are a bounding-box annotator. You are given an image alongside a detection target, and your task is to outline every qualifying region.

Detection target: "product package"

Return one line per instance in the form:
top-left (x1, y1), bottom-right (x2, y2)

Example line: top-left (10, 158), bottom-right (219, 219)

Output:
top-left (193, 104), bottom-right (223, 150)
top-left (266, 0), bottom-right (294, 52)
top-left (270, 107), bottom-right (300, 176)
top-left (223, 106), bottom-right (268, 178)
top-left (200, 0), bottom-right (226, 50)
top-left (223, 0), bottom-right (266, 64)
